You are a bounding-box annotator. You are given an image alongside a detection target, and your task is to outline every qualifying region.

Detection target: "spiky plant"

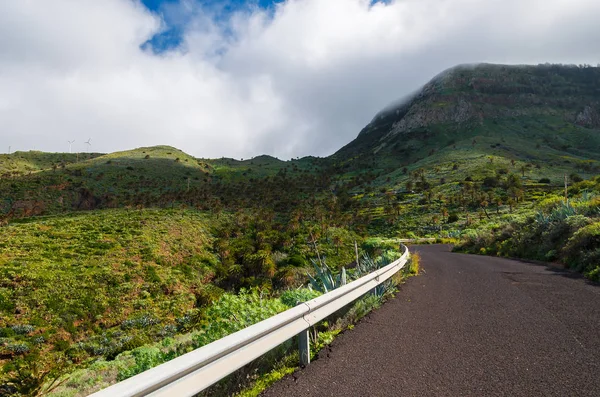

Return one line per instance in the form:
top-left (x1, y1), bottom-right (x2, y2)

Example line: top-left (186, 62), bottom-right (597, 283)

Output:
top-left (307, 260), bottom-right (347, 293)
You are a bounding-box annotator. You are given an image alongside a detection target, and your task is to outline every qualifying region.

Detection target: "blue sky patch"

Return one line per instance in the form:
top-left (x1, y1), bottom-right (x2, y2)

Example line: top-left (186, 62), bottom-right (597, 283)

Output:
top-left (141, 0), bottom-right (285, 53)
top-left (141, 0), bottom-right (391, 53)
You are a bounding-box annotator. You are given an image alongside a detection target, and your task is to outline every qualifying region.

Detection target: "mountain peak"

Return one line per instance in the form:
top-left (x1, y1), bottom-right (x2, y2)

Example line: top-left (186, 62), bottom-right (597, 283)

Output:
top-left (336, 63), bottom-right (600, 170)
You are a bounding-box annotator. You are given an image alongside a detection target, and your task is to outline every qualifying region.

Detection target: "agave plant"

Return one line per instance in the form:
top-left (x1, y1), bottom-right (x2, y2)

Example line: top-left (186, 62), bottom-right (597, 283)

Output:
top-left (355, 251), bottom-right (399, 298)
top-left (356, 253), bottom-right (378, 276)
top-left (535, 211), bottom-right (550, 225)
top-left (548, 201), bottom-right (577, 222)
top-left (356, 250), bottom-right (398, 276)
top-left (307, 260), bottom-right (346, 293)
top-left (579, 190), bottom-right (596, 203)
top-left (536, 201), bottom-right (577, 225)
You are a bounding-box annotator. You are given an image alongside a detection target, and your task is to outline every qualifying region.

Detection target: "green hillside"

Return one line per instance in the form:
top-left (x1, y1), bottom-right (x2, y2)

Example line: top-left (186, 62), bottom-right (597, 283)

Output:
top-left (326, 63), bottom-right (600, 235)
top-left (335, 63), bottom-right (600, 180)
top-left (2, 63), bottom-right (600, 395)
top-left (0, 152), bottom-right (102, 177)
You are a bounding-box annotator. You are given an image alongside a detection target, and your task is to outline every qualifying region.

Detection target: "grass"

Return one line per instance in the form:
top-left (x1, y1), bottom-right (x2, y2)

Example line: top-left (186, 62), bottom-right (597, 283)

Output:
top-left (407, 253), bottom-right (420, 275)
top-left (233, 263), bottom-right (411, 397)
top-left (3, 63), bottom-right (600, 394)
top-left (455, 181), bottom-right (600, 281)
top-left (0, 205), bottom-right (367, 394)
top-left (44, 245), bottom-right (411, 396)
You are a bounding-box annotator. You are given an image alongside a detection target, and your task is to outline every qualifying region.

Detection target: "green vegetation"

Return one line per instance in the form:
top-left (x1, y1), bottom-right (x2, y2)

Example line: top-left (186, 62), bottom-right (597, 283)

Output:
top-left (456, 179), bottom-right (600, 281)
top-left (0, 207), bottom-right (365, 395)
top-left (2, 63), bottom-right (600, 395)
top-left (45, 247), bottom-right (407, 396)
top-left (407, 253), bottom-right (420, 275)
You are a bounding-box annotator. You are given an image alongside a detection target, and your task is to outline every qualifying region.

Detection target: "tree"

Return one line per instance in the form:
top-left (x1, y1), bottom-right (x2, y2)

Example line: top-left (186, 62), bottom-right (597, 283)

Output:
top-left (507, 197), bottom-right (516, 213)
top-left (432, 215), bottom-right (440, 230)
top-left (505, 173), bottom-right (522, 189)
top-left (385, 191), bottom-right (394, 205)
top-left (495, 198), bottom-right (503, 214)
top-left (441, 207), bottom-right (449, 223)
top-left (480, 200), bottom-right (491, 219)
top-left (332, 234), bottom-right (343, 255)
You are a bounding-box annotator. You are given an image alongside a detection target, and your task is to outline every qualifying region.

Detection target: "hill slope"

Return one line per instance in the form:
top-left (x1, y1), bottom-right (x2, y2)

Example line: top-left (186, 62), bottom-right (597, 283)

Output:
top-left (2, 63), bottom-right (600, 222)
top-left (3, 63), bottom-right (600, 394)
top-left (335, 63), bottom-right (600, 184)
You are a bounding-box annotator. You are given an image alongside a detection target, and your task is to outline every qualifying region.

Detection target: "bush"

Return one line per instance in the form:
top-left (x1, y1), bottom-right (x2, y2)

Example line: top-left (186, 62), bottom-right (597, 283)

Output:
top-left (362, 237), bottom-right (399, 255)
top-left (10, 325), bottom-right (35, 335)
top-left (483, 176), bottom-right (499, 187)
top-left (286, 255), bottom-right (305, 267)
top-left (120, 315), bottom-right (159, 330)
top-left (539, 178), bottom-right (551, 184)
top-left (117, 347), bottom-right (162, 381)
top-left (447, 213), bottom-right (459, 223)
top-left (113, 289), bottom-right (288, 382)
top-left (563, 222), bottom-right (600, 271)
top-left (193, 290), bottom-right (287, 347)
top-left (280, 288), bottom-right (321, 307)
top-left (570, 173), bottom-right (583, 183)
top-left (407, 253), bottom-right (420, 275)
top-left (586, 265), bottom-right (600, 282)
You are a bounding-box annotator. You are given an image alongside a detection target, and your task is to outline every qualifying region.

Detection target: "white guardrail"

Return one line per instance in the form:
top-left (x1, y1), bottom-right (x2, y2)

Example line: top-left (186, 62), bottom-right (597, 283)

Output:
top-left (90, 246), bottom-right (410, 397)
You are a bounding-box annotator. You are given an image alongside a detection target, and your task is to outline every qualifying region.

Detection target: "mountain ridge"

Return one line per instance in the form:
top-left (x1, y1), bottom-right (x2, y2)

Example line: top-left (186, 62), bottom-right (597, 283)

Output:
top-left (334, 63), bottom-right (600, 173)
top-left (3, 62), bottom-right (600, 220)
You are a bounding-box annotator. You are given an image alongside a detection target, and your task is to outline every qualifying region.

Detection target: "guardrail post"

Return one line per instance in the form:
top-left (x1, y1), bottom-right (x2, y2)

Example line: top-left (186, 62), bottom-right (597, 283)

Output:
top-left (298, 328), bottom-right (310, 366)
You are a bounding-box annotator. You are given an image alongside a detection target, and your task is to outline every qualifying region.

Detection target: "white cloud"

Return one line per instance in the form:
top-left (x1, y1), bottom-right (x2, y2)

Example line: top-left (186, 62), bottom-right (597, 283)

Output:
top-left (1, 0), bottom-right (600, 158)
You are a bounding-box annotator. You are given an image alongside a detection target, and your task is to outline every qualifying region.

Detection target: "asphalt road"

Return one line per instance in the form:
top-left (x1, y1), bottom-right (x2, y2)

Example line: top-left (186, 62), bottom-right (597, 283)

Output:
top-left (263, 245), bottom-right (600, 397)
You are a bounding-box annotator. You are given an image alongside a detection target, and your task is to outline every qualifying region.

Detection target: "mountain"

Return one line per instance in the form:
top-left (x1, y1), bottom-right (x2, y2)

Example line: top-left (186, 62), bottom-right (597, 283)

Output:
top-left (335, 63), bottom-right (600, 184)
top-left (3, 63), bottom-right (600, 220)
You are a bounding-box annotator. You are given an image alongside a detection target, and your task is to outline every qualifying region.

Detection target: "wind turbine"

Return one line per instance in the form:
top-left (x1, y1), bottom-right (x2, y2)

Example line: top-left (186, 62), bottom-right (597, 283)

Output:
top-left (85, 138), bottom-right (92, 152)
top-left (68, 140), bottom-right (75, 154)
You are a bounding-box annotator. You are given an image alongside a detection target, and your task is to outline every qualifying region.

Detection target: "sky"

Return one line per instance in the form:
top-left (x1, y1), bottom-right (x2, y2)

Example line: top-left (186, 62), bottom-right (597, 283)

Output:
top-left (1, 0), bottom-right (600, 159)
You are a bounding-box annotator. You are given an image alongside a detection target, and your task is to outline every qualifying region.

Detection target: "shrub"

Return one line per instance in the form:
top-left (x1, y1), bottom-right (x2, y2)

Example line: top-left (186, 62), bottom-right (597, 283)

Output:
top-left (280, 288), bottom-right (321, 307)
top-left (483, 176), bottom-right (499, 187)
top-left (539, 178), bottom-right (551, 184)
top-left (0, 328), bottom-right (15, 338)
top-left (570, 173), bottom-right (583, 183)
top-left (117, 347), bottom-right (163, 381)
top-left (362, 237), bottom-right (399, 255)
top-left (120, 315), bottom-right (159, 330)
top-left (11, 325), bottom-right (35, 335)
top-left (286, 255), bottom-right (305, 267)
top-left (586, 266), bottom-right (600, 282)
top-left (407, 253), bottom-right (420, 275)
top-left (447, 213), bottom-right (459, 223)
top-left (193, 290), bottom-right (287, 347)
top-left (563, 222), bottom-right (600, 270)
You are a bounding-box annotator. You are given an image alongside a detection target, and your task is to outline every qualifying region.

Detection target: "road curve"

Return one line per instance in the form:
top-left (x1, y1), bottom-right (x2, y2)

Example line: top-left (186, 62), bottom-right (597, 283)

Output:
top-left (263, 245), bottom-right (600, 397)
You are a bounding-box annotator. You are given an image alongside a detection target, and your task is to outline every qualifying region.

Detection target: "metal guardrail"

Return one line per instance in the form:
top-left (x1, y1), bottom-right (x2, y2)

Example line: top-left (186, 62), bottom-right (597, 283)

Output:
top-left (397, 238), bottom-right (436, 243)
top-left (90, 246), bottom-right (410, 397)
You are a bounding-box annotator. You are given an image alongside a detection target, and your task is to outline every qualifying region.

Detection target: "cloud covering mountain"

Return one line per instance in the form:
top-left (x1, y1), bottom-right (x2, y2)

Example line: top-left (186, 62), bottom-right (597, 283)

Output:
top-left (1, 0), bottom-right (599, 158)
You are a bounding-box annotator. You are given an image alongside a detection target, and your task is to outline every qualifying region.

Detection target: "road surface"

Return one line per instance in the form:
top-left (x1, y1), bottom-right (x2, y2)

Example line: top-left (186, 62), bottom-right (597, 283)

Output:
top-left (263, 245), bottom-right (600, 396)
